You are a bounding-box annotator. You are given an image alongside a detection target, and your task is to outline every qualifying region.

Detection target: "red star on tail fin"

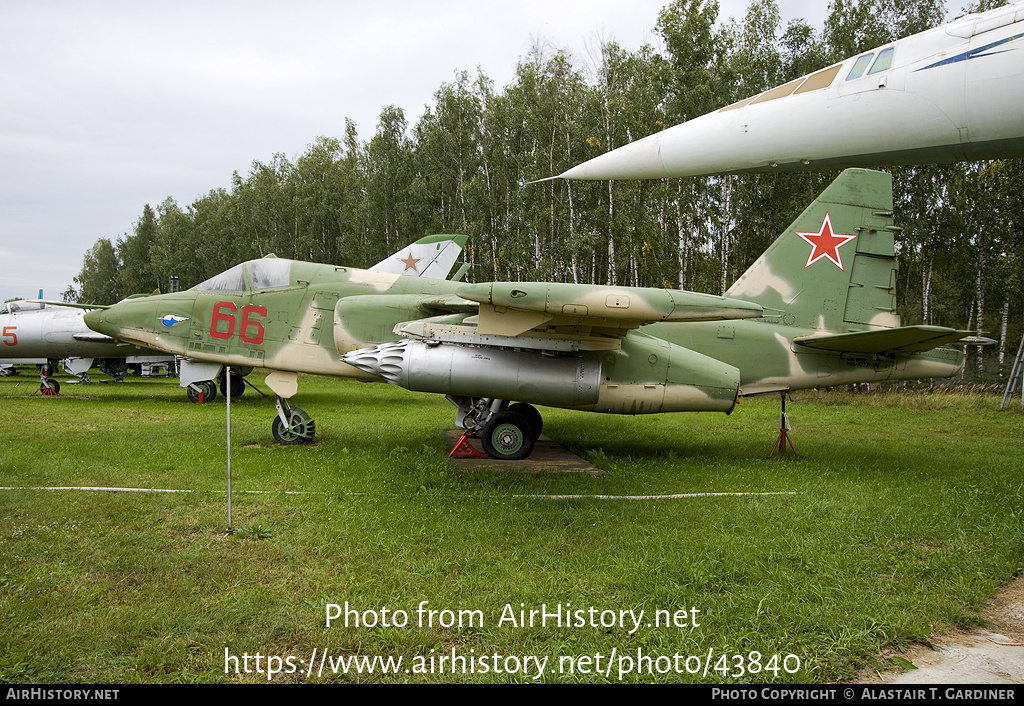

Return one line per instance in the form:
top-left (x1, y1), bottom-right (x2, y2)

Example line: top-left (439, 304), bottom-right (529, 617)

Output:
top-left (795, 212), bottom-right (857, 270)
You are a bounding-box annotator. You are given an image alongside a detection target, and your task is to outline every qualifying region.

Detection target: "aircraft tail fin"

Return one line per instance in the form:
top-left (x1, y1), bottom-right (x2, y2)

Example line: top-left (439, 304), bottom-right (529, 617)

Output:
top-left (726, 168), bottom-right (900, 332)
top-left (369, 234), bottom-right (468, 279)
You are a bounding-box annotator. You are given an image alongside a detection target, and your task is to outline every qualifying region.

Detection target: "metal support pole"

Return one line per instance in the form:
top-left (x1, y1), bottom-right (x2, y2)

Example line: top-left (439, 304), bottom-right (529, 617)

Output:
top-left (226, 365), bottom-right (233, 534)
top-left (767, 391), bottom-right (797, 458)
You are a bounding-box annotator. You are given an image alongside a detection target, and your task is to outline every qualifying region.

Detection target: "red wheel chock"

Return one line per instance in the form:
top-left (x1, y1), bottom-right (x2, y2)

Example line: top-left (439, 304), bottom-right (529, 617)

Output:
top-left (449, 431), bottom-right (489, 459)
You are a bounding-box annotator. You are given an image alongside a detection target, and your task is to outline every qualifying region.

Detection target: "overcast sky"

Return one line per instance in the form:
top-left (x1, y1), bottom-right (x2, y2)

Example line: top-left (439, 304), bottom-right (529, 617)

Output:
top-left (0, 0), bottom-right (839, 304)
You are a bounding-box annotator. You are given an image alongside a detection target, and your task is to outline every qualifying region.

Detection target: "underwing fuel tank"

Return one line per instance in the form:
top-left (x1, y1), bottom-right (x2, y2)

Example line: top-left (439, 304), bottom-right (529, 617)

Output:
top-left (343, 341), bottom-right (603, 408)
top-left (582, 332), bottom-right (740, 414)
top-left (343, 332), bottom-right (740, 414)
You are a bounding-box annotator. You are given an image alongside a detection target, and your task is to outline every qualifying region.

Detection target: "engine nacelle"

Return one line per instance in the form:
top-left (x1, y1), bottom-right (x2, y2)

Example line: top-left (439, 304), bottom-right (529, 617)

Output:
top-left (343, 341), bottom-right (602, 408)
top-left (334, 295), bottom-right (435, 353)
top-left (580, 332), bottom-right (741, 414)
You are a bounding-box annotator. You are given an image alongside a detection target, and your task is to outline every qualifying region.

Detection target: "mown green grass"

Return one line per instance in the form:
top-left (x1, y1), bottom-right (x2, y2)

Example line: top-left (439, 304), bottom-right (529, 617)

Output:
top-left (1, 372), bottom-right (1022, 683)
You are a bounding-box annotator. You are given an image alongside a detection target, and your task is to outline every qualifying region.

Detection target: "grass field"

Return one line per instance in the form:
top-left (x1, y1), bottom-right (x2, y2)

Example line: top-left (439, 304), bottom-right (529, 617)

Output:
top-left (1, 371), bottom-right (1022, 683)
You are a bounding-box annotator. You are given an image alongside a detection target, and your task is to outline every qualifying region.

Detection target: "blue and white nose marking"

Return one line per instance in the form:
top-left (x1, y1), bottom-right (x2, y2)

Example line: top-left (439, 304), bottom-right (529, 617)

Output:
top-left (160, 314), bottom-right (189, 327)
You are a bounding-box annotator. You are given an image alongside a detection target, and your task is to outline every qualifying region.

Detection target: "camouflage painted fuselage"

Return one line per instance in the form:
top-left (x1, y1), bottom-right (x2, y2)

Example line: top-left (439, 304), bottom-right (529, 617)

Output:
top-left (84, 262), bottom-right (754, 414)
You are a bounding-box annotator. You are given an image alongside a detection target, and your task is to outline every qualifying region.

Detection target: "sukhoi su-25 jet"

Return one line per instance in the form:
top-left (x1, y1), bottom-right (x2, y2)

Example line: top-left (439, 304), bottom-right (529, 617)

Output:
top-left (84, 170), bottom-right (974, 460)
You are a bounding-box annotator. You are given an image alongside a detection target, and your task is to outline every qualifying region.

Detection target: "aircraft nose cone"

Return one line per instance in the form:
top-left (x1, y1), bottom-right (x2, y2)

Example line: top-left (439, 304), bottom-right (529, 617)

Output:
top-left (560, 132), bottom-right (671, 180)
top-left (83, 308), bottom-right (117, 335)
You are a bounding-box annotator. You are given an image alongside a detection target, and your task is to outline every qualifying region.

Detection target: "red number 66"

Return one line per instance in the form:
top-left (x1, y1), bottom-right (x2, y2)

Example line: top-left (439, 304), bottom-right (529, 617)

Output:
top-left (210, 302), bottom-right (266, 345)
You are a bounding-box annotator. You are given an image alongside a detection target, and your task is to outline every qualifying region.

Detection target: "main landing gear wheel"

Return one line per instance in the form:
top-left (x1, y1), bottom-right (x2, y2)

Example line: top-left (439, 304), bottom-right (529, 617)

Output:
top-left (186, 380), bottom-right (217, 404)
top-left (507, 403), bottom-right (543, 442)
top-left (219, 371), bottom-right (245, 399)
top-left (480, 411), bottom-right (535, 461)
top-left (272, 407), bottom-right (316, 445)
top-left (100, 360), bottom-right (129, 381)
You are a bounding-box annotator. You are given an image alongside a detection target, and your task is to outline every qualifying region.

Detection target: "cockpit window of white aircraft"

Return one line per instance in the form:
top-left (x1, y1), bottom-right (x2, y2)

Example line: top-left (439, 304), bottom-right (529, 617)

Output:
top-left (846, 53), bottom-right (874, 80)
top-left (868, 47), bottom-right (895, 74)
top-left (1, 301), bottom-right (44, 314)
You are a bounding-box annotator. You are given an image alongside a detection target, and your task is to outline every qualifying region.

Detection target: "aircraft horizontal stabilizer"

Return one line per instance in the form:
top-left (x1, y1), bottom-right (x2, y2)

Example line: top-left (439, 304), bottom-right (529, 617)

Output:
top-left (794, 326), bottom-right (979, 354)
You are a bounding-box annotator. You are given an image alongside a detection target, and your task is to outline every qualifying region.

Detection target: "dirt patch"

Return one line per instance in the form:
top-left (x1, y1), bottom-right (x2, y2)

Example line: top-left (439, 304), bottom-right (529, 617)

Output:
top-left (862, 575), bottom-right (1024, 684)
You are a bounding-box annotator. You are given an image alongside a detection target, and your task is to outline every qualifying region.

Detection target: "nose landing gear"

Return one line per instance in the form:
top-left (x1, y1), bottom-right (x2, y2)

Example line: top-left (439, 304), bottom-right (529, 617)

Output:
top-left (266, 370), bottom-right (316, 445)
top-left (36, 362), bottom-right (60, 396)
top-left (272, 398), bottom-right (316, 445)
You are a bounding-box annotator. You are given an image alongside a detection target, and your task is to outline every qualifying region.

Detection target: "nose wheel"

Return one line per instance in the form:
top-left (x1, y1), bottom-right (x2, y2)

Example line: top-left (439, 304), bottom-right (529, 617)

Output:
top-left (38, 378), bottom-right (60, 395)
top-left (272, 398), bottom-right (316, 445)
top-left (36, 363), bottom-right (60, 396)
top-left (186, 380), bottom-right (218, 404)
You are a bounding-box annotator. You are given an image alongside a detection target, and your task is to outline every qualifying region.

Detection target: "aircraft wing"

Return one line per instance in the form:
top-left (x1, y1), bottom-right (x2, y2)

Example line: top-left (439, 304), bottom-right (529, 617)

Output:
top-left (25, 300), bottom-right (110, 310)
top-left (793, 326), bottom-right (985, 354)
top-left (388, 281), bottom-right (763, 352)
top-left (417, 294), bottom-right (479, 315)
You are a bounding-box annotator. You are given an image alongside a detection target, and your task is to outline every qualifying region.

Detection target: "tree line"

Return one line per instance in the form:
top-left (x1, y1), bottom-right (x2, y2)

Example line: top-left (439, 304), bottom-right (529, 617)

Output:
top-left (68, 0), bottom-right (1023, 379)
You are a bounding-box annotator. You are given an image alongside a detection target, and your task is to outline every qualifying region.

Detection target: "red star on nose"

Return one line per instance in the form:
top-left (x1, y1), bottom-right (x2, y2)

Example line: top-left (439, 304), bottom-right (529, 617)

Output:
top-left (400, 252), bottom-right (420, 272)
top-left (795, 212), bottom-right (857, 270)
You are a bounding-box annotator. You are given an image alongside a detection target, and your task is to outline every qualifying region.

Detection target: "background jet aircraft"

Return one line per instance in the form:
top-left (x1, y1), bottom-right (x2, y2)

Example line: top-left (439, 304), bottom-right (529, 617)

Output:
top-left (85, 170), bottom-right (972, 459)
top-left (0, 299), bottom-right (171, 392)
top-left (558, 2), bottom-right (1024, 180)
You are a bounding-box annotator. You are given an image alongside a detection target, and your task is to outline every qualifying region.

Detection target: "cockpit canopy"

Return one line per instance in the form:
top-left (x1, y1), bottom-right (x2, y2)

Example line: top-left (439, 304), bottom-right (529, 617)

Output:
top-left (0, 300), bottom-right (45, 315)
top-left (845, 46), bottom-right (895, 81)
top-left (193, 258), bottom-right (293, 293)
